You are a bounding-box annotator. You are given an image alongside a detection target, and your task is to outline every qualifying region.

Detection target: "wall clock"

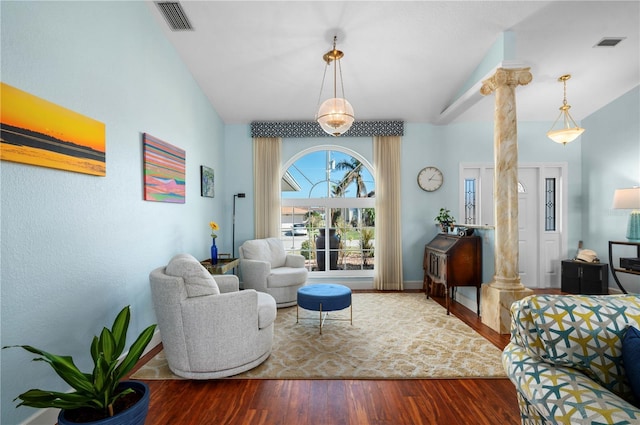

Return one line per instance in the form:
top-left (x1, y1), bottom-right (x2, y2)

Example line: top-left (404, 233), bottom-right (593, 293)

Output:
top-left (417, 166), bottom-right (443, 192)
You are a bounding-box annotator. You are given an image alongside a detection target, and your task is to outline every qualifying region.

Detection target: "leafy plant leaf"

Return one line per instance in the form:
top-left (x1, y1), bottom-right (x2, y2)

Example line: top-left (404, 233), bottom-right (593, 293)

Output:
top-left (114, 324), bottom-right (156, 381)
top-left (14, 389), bottom-right (96, 410)
top-left (9, 346), bottom-right (94, 394)
top-left (110, 306), bottom-right (130, 358)
top-left (97, 327), bottom-right (116, 363)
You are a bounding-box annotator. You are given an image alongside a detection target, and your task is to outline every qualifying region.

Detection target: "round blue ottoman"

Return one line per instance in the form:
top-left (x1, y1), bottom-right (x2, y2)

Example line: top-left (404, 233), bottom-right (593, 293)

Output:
top-left (297, 284), bottom-right (352, 334)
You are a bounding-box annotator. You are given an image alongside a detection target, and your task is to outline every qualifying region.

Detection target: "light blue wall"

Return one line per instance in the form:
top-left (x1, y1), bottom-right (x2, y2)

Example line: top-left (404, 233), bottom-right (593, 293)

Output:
top-left (582, 86), bottom-right (640, 294)
top-left (1, 2), bottom-right (638, 424)
top-left (1, 2), bottom-right (226, 424)
top-left (223, 124), bottom-right (255, 256)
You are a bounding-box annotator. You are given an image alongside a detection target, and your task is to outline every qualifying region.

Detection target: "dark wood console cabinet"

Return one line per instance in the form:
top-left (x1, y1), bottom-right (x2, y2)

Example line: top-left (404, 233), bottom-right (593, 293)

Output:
top-left (561, 260), bottom-right (609, 295)
top-left (423, 234), bottom-right (482, 315)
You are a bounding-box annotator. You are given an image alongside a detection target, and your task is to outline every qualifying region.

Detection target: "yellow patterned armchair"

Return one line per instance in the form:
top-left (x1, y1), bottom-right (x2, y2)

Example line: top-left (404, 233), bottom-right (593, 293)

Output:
top-left (503, 294), bottom-right (640, 424)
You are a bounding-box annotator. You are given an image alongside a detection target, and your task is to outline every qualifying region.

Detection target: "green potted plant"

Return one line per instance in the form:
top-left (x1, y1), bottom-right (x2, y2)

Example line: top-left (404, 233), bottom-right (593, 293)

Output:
top-left (435, 208), bottom-right (456, 233)
top-left (3, 306), bottom-right (156, 424)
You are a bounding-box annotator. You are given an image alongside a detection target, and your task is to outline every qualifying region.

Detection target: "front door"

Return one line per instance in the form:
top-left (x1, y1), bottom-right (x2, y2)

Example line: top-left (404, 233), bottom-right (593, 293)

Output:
top-left (518, 168), bottom-right (539, 287)
top-left (461, 163), bottom-right (566, 289)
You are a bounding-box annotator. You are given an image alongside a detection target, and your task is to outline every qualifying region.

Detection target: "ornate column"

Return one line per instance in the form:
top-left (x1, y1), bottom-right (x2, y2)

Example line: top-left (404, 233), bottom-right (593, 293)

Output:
top-left (480, 67), bottom-right (534, 334)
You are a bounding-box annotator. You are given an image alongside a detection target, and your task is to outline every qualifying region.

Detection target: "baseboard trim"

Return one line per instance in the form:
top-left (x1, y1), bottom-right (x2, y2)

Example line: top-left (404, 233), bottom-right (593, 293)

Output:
top-left (454, 291), bottom-right (478, 314)
top-left (19, 409), bottom-right (59, 425)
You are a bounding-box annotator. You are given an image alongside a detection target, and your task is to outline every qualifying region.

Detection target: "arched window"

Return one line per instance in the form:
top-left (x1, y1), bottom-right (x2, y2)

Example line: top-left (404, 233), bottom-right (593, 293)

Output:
top-left (281, 147), bottom-right (375, 276)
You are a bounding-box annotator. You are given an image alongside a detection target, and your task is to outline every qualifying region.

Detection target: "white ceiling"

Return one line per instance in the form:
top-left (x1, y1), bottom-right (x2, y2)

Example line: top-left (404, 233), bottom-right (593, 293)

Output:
top-left (146, 1), bottom-right (640, 126)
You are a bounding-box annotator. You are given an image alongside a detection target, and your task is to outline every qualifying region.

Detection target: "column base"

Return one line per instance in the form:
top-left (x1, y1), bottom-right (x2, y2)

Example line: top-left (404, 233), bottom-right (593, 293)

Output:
top-left (480, 283), bottom-right (533, 334)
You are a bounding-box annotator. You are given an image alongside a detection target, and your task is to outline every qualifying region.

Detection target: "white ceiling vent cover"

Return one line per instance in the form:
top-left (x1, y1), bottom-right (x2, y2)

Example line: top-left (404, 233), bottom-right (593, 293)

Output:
top-left (155, 2), bottom-right (193, 31)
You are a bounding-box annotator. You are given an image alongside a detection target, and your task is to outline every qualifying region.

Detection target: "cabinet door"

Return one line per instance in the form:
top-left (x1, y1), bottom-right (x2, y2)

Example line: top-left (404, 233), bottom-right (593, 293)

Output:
top-left (581, 265), bottom-right (606, 295)
top-left (561, 261), bottom-right (581, 294)
top-left (447, 237), bottom-right (480, 287)
top-left (428, 252), bottom-right (445, 283)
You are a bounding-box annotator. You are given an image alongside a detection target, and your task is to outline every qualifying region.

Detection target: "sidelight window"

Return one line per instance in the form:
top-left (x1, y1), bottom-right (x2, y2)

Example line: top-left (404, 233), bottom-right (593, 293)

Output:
top-left (545, 178), bottom-right (556, 231)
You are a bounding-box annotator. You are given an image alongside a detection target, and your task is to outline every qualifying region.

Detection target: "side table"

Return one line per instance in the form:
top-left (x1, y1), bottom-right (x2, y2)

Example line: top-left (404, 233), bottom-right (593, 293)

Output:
top-left (608, 240), bottom-right (640, 294)
top-left (561, 260), bottom-right (609, 294)
top-left (201, 256), bottom-right (239, 275)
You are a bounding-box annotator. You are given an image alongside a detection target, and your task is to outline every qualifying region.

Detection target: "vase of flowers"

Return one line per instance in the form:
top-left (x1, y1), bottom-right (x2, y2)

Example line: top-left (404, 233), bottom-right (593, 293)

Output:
top-left (210, 221), bottom-right (219, 264)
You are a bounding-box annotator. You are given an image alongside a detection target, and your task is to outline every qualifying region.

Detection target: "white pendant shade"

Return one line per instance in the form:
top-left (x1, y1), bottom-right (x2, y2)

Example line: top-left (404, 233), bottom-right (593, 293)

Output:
top-left (546, 126), bottom-right (585, 145)
top-left (316, 97), bottom-right (355, 137)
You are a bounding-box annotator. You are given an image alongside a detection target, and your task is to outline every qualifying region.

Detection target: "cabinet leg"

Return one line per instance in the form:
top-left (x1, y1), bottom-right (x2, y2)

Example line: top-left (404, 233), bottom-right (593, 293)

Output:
top-left (425, 276), bottom-right (431, 299)
top-left (446, 286), bottom-right (450, 315)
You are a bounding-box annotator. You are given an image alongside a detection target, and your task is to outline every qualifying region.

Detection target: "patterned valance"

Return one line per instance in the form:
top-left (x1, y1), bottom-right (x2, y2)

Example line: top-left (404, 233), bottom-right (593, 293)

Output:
top-left (250, 120), bottom-right (404, 138)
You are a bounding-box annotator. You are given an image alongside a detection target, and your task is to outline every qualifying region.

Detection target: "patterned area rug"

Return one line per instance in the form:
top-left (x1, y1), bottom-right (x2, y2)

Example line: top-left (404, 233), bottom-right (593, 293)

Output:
top-left (132, 292), bottom-right (506, 380)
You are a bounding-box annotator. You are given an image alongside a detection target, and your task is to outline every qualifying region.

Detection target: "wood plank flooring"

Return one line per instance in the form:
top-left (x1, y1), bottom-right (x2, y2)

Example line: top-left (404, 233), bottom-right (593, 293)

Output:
top-left (129, 290), bottom-right (553, 425)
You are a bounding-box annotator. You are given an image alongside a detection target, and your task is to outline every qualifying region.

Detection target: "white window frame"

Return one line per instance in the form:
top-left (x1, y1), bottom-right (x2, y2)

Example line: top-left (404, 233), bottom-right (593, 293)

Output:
top-left (281, 146), bottom-right (375, 277)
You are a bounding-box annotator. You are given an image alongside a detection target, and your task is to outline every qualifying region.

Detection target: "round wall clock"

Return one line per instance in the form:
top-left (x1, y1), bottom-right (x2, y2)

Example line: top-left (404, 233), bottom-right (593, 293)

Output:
top-left (417, 166), bottom-right (443, 192)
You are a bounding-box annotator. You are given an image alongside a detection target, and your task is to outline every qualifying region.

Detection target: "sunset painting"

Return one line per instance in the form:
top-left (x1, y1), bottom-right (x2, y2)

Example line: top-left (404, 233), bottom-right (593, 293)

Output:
top-left (143, 133), bottom-right (185, 203)
top-left (0, 82), bottom-right (106, 176)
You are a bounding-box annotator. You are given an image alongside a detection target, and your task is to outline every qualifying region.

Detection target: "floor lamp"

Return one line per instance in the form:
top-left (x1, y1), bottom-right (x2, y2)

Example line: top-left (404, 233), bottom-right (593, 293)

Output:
top-left (232, 193), bottom-right (246, 257)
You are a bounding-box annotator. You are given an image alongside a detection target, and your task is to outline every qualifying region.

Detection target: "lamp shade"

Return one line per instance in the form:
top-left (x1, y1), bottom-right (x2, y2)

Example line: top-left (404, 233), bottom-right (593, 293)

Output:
top-left (613, 187), bottom-right (640, 209)
top-left (546, 127), bottom-right (585, 145)
top-left (613, 187), bottom-right (640, 241)
top-left (316, 97), bottom-right (355, 136)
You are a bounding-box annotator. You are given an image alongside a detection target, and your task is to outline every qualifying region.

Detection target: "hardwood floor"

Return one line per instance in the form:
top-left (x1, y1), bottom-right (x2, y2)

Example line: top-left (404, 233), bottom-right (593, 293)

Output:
top-left (129, 290), bottom-right (554, 425)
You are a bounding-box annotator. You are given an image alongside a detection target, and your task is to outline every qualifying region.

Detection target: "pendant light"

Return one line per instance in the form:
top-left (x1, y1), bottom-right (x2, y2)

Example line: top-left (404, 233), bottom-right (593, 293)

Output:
top-left (316, 36), bottom-right (354, 137)
top-left (546, 74), bottom-right (585, 145)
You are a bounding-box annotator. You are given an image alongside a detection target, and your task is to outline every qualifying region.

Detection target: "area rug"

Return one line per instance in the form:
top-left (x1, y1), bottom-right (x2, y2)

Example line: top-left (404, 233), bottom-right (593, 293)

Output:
top-left (132, 292), bottom-right (506, 380)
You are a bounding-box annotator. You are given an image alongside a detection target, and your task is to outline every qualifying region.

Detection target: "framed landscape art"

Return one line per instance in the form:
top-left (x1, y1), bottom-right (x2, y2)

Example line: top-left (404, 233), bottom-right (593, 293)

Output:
top-left (200, 165), bottom-right (214, 198)
top-left (143, 133), bottom-right (185, 203)
top-left (0, 82), bottom-right (106, 176)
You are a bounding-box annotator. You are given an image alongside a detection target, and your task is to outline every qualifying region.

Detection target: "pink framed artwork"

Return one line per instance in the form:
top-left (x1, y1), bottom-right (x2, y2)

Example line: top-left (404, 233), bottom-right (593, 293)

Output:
top-left (143, 133), bottom-right (185, 203)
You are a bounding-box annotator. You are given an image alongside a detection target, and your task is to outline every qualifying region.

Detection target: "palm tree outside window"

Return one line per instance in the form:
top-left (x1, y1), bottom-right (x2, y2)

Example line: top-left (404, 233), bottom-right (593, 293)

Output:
top-left (281, 148), bottom-right (375, 275)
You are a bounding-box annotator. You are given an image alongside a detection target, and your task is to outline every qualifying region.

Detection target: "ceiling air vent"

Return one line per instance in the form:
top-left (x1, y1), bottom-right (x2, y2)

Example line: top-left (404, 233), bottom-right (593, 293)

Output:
top-left (155, 1), bottom-right (193, 31)
top-left (594, 37), bottom-right (625, 47)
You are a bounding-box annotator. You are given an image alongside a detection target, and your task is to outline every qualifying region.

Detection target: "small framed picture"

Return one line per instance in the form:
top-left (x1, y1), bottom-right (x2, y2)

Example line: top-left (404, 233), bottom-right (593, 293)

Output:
top-left (200, 165), bottom-right (214, 198)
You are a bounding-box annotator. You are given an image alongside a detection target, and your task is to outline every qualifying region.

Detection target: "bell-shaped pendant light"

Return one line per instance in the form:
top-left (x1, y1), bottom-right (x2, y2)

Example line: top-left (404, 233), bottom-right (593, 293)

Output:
top-left (546, 74), bottom-right (585, 145)
top-left (316, 36), bottom-right (354, 137)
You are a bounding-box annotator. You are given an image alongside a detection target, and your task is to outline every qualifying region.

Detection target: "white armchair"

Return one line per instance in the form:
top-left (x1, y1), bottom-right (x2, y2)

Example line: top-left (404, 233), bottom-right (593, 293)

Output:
top-left (239, 238), bottom-right (308, 308)
top-left (149, 254), bottom-right (276, 379)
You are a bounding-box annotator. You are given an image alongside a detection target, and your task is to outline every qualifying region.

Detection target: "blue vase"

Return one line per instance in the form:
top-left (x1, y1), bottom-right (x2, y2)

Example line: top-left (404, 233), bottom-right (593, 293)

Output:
top-left (211, 238), bottom-right (218, 264)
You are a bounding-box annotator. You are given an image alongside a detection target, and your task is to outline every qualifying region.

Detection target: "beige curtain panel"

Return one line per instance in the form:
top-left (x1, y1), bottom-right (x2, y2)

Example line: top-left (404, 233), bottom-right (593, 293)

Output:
top-left (253, 137), bottom-right (282, 239)
top-left (373, 135), bottom-right (404, 290)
